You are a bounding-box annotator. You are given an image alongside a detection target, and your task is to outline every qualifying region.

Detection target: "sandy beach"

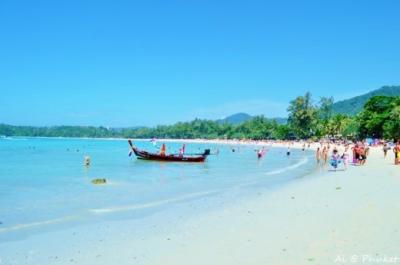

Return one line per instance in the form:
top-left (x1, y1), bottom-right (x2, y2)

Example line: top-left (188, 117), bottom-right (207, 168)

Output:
top-left (100, 146), bottom-right (398, 265)
top-left (83, 146), bottom-right (399, 265)
top-left (141, 147), bottom-right (400, 265)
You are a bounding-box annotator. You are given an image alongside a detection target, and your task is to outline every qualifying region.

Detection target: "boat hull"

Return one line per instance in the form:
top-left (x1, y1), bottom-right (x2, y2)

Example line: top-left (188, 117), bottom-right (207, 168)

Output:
top-left (133, 148), bottom-right (206, 162)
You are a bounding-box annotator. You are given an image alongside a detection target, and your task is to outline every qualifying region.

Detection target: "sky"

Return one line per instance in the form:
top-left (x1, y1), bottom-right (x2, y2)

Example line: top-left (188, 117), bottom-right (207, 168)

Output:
top-left (0, 0), bottom-right (399, 127)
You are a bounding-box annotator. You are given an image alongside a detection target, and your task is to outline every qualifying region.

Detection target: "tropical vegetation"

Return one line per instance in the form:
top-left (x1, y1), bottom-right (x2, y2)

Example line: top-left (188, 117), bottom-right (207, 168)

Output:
top-left (332, 85), bottom-right (400, 115)
top-left (1, 92), bottom-right (399, 141)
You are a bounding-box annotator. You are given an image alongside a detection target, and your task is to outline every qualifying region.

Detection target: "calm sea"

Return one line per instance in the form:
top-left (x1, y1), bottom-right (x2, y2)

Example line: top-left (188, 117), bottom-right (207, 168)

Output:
top-left (0, 137), bottom-right (314, 242)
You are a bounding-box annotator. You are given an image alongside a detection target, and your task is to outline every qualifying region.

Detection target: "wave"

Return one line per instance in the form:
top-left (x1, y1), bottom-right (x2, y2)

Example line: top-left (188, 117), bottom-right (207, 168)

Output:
top-left (265, 156), bottom-right (309, 176)
top-left (1, 137), bottom-right (28, 141)
top-left (90, 189), bottom-right (220, 214)
top-left (0, 190), bottom-right (220, 234)
top-left (0, 216), bottom-right (76, 234)
top-left (232, 156), bottom-right (310, 190)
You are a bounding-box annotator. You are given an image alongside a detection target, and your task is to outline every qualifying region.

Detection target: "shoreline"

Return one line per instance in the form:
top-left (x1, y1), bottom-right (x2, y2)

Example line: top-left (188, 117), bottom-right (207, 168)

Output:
top-left (1, 144), bottom-right (398, 264)
top-left (2, 136), bottom-right (319, 153)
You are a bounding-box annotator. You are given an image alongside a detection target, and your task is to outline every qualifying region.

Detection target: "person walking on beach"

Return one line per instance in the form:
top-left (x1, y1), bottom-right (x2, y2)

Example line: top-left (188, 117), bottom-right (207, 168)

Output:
top-left (352, 144), bottom-right (358, 164)
top-left (394, 141), bottom-right (400, 165)
top-left (357, 145), bottom-right (367, 165)
top-left (383, 143), bottom-right (390, 158)
top-left (342, 146), bottom-right (350, 170)
top-left (330, 148), bottom-right (341, 171)
top-left (364, 143), bottom-right (370, 157)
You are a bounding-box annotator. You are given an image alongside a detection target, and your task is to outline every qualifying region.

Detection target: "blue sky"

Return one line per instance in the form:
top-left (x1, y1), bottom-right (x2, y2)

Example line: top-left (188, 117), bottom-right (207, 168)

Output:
top-left (1, 0), bottom-right (399, 126)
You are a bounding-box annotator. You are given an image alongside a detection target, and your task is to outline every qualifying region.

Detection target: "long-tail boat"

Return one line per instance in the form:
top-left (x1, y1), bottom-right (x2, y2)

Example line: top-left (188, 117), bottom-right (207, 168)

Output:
top-left (128, 140), bottom-right (209, 162)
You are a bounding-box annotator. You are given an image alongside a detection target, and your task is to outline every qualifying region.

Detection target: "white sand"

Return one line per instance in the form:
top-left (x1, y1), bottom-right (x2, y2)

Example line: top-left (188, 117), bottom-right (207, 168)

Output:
top-left (73, 146), bottom-right (400, 265)
top-left (132, 147), bottom-right (400, 265)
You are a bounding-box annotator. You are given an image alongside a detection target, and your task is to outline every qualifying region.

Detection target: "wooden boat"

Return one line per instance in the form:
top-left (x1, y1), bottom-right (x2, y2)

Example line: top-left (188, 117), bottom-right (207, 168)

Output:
top-left (128, 140), bottom-right (209, 162)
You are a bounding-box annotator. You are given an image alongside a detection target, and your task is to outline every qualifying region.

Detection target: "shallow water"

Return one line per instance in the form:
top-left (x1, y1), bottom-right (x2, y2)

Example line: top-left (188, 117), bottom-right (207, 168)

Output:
top-left (0, 137), bottom-right (314, 242)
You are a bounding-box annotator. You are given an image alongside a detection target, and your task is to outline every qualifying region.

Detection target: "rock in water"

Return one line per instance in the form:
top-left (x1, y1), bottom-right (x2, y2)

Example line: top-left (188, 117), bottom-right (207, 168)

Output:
top-left (92, 178), bottom-right (107, 185)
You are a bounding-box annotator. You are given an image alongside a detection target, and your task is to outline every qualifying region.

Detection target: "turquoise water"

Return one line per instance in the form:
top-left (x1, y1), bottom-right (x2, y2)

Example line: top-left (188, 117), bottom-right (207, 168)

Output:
top-left (0, 137), bottom-right (314, 242)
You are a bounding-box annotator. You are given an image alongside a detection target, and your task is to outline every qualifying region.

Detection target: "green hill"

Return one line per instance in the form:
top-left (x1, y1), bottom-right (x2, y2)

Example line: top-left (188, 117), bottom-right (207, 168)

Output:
top-left (216, 113), bottom-right (253, 124)
top-left (332, 85), bottom-right (400, 115)
top-left (217, 113), bottom-right (287, 125)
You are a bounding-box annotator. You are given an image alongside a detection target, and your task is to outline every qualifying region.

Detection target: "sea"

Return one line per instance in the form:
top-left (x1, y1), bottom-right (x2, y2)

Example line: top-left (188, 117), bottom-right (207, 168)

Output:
top-left (0, 137), bottom-right (315, 263)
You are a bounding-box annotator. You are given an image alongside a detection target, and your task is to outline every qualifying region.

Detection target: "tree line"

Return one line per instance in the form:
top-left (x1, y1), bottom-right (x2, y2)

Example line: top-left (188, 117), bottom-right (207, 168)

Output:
top-left (1, 94), bottom-right (399, 141)
top-left (286, 93), bottom-right (399, 141)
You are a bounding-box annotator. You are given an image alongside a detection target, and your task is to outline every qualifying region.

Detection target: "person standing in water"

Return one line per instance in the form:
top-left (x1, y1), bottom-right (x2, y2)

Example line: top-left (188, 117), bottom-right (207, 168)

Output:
top-left (286, 146), bottom-right (291, 156)
top-left (316, 147), bottom-right (321, 165)
top-left (322, 146), bottom-right (329, 166)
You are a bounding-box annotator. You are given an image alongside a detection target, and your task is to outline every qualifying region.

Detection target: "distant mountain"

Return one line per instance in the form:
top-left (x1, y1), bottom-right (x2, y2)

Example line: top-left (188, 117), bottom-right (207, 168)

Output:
top-left (217, 113), bottom-right (253, 124)
top-left (332, 85), bottom-right (400, 115)
top-left (217, 113), bottom-right (287, 125)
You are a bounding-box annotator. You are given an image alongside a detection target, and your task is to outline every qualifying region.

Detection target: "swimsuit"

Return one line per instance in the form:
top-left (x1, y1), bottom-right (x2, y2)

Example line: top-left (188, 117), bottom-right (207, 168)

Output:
top-left (330, 154), bottom-right (341, 168)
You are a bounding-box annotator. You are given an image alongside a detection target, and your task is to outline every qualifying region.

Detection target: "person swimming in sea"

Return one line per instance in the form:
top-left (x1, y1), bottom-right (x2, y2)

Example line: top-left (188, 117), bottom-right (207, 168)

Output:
top-left (257, 147), bottom-right (267, 159)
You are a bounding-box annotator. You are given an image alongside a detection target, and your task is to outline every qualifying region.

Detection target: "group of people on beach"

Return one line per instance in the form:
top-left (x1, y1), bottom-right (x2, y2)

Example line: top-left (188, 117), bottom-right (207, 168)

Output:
top-left (315, 143), bottom-right (351, 170)
top-left (313, 139), bottom-right (400, 170)
top-left (267, 139), bottom-right (400, 170)
top-left (352, 143), bottom-right (369, 166)
top-left (148, 138), bottom-right (400, 170)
